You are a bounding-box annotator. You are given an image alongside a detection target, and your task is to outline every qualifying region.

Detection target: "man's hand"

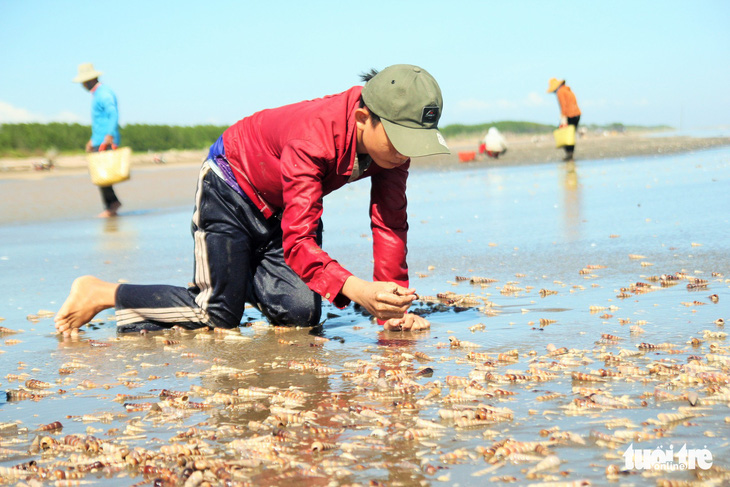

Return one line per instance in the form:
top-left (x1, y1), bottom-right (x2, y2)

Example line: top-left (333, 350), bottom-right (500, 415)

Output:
top-left (559, 116), bottom-right (568, 127)
top-left (99, 135), bottom-right (115, 151)
top-left (85, 139), bottom-right (94, 153)
top-left (342, 276), bottom-right (416, 321)
top-left (383, 313), bottom-right (430, 331)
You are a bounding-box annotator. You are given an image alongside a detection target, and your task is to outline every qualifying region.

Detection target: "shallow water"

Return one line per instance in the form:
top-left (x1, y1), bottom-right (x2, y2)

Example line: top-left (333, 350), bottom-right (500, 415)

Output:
top-left (1, 148), bottom-right (729, 486)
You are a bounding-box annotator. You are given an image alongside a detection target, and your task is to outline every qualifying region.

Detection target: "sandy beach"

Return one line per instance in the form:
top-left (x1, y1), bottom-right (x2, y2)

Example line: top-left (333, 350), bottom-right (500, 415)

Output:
top-left (1, 132), bottom-right (729, 226)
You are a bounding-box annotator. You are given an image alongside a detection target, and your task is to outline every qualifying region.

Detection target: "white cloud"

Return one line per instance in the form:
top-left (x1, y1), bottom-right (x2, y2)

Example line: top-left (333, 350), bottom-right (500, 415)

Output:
top-left (456, 98), bottom-right (495, 111)
top-left (580, 98), bottom-right (609, 108)
top-left (495, 99), bottom-right (516, 109)
top-left (457, 92), bottom-right (550, 112)
top-left (525, 92), bottom-right (547, 106)
top-left (0, 101), bottom-right (38, 123)
top-left (0, 101), bottom-right (83, 124)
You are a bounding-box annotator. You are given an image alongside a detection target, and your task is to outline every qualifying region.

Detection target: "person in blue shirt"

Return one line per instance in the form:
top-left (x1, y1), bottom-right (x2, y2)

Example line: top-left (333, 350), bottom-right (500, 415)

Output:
top-left (73, 63), bottom-right (122, 217)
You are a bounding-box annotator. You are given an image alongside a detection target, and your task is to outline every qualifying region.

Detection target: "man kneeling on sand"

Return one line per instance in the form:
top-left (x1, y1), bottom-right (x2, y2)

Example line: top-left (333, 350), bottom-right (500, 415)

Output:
top-left (55, 64), bottom-right (450, 336)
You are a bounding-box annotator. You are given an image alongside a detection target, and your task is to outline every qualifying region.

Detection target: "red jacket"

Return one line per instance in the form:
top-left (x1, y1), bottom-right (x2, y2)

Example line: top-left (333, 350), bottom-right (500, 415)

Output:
top-left (222, 86), bottom-right (409, 308)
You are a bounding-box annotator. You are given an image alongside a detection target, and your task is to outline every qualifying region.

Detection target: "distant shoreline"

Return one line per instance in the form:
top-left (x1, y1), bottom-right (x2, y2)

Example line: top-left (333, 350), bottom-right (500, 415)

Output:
top-left (2, 132), bottom-right (730, 177)
top-left (419, 132), bottom-right (730, 170)
top-left (1, 132), bottom-right (729, 226)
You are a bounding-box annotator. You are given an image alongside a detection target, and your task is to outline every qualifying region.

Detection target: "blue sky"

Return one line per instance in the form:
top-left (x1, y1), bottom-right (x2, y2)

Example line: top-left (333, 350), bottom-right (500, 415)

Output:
top-left (1, 0), bottom-right (729, 130)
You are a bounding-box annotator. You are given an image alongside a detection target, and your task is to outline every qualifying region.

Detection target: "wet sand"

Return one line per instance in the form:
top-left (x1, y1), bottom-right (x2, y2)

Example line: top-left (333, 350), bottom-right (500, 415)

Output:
top-left (1, 145), bottom-right (729, 486)
top-left (1, 133), bottom-right (729, 226)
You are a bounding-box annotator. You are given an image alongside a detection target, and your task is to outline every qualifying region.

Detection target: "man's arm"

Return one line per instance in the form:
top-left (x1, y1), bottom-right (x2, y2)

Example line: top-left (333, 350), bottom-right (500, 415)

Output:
top-left (370, 163), bottom-right (409, 286)
top-left (97, 90), bottom-right (119, 149)
top-left (279, 143), bottom-right (421, 323)
top-left (279, 142), bottom-right (353, 307)
top-left (367, 163), bottom-right (428, 328)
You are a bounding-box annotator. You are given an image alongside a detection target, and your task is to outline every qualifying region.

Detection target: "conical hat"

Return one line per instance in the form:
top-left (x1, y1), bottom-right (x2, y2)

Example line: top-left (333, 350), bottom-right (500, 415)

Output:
top-left (546, 78), bottom-right (564, 93)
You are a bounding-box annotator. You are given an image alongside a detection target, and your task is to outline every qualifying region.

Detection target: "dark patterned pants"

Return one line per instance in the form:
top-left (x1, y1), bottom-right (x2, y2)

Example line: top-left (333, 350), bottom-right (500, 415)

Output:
top-left (114, 161), bottom-right (322, 332)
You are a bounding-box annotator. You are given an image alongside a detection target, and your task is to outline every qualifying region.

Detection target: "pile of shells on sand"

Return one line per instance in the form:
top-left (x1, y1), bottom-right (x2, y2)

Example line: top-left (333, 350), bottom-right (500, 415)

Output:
top-left (0, 267), bottom-right (728, 486)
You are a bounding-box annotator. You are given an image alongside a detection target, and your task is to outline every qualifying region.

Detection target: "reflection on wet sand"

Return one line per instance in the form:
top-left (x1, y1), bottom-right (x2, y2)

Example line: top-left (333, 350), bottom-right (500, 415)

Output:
top-left (98, 214), bottom-right (140, 255)
top-left (377, 329), bottom-right (431, 348)
top-left (102, 216), bottom-right (120, 234)
top-left (562, 160), bottom-right (581, 242)
top-left (48, 323), bottom-right (437, 485)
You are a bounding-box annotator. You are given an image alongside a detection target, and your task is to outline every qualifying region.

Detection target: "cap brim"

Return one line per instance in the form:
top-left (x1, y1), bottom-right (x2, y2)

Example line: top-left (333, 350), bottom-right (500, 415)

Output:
top-left (380, 119), bottom-right (450, 158)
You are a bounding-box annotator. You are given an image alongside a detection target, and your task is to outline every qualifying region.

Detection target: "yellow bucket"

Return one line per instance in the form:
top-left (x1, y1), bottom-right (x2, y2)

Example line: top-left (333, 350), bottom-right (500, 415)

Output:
top-left (553, 125), bottom-right (576, 148)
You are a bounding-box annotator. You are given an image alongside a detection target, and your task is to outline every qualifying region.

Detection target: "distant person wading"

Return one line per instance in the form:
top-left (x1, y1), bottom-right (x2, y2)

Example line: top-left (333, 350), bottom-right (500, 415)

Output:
top-left (547, 78), bottom-right (581, 161)
top-left (73, 63), bottom-right (122, 218)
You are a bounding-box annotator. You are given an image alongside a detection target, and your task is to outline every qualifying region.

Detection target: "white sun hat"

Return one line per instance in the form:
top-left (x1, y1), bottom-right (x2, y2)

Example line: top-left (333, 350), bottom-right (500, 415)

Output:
top-left (73, 63), bottom-right (103, 83)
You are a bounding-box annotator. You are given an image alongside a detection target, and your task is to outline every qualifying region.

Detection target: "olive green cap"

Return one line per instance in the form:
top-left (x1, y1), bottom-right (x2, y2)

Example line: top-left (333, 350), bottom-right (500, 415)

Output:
top-left (362, 64), bottom-right (450, 158)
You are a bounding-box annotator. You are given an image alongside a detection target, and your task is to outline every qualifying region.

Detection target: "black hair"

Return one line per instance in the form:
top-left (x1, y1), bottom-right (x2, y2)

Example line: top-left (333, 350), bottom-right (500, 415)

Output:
top-left (359, 68), bottom-right (381, 124)
top-left (359, 68), bottom-right (379, 83)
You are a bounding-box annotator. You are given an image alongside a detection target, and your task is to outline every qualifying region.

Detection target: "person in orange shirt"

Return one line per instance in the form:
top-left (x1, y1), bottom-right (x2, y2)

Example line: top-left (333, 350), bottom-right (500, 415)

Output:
top-left (547, 78), bottom-right (581, 161)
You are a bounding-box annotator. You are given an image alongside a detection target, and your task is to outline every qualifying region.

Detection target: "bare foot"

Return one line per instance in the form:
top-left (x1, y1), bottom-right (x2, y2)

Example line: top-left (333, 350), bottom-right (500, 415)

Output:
top-left (54, 276), bottom-right (119, 336)
top-left (98, 201), bottom-right (121, 218)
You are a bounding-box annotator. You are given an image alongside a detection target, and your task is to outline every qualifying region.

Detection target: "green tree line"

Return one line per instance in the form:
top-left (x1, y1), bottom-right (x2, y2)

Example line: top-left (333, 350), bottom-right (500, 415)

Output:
top-left (1, 121), bottom-right (555, 156)
top-left (439, 121), bottom-right (554, 138)
top-left (0, 123), bottom-right (229, 156)
top-left (0, 121), bottom-right (669, 157)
